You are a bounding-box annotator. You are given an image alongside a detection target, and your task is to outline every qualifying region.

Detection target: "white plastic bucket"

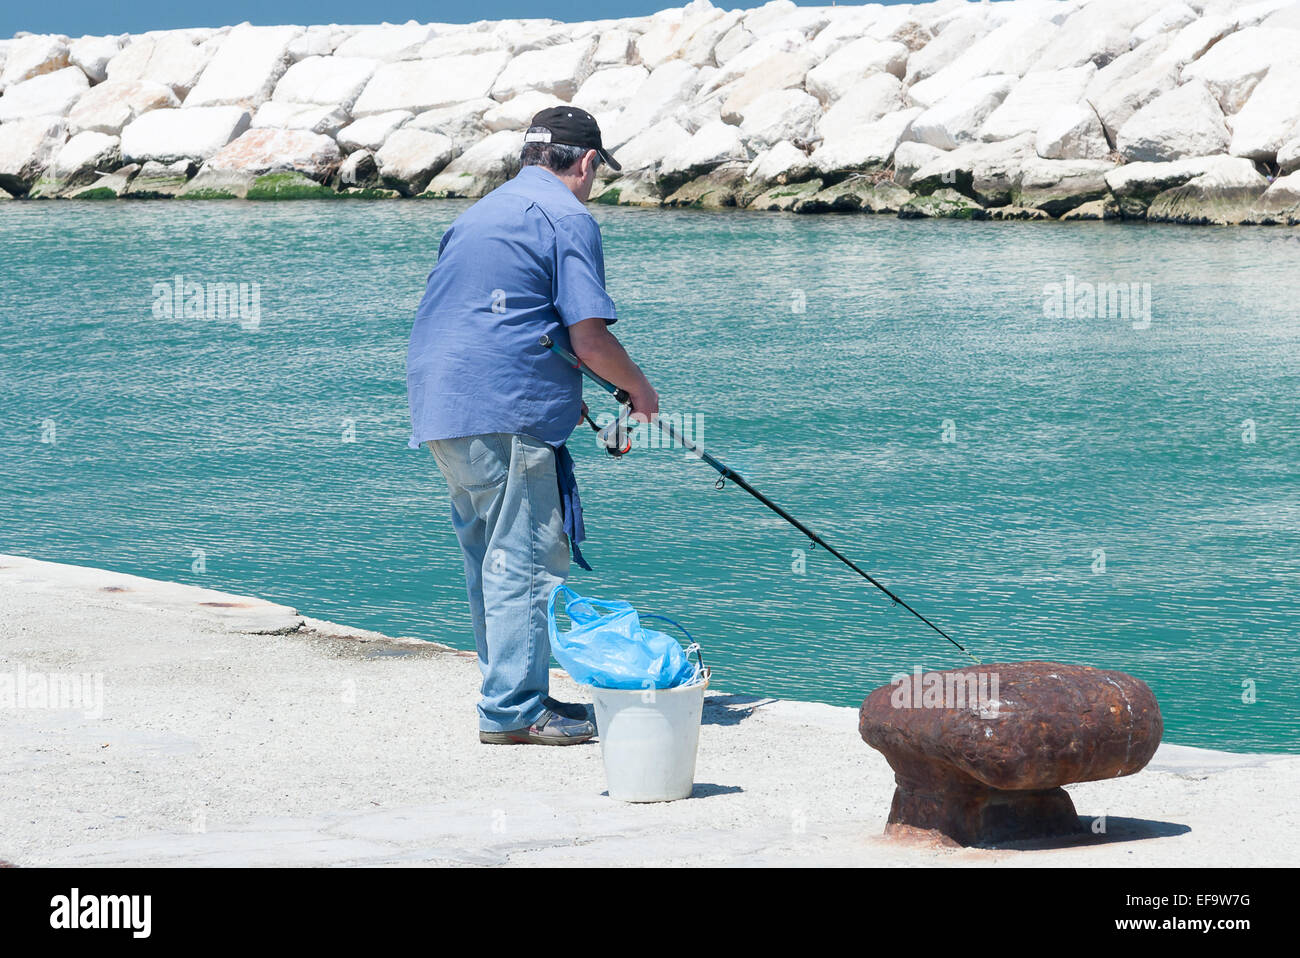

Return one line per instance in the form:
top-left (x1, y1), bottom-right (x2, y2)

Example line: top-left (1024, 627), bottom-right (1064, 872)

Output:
top-left (591, 671), bottom-right (709, 803)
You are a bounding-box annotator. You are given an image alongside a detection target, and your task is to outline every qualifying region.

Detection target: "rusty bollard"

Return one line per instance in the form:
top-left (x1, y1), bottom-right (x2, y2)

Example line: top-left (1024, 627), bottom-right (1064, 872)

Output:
top-left (859, 662), bottom-right (1163, 846)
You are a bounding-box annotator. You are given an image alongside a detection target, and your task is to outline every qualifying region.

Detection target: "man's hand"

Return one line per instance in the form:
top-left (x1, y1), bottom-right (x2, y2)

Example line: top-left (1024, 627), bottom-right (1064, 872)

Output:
top-left (577, 400), bottom-right (589, 426)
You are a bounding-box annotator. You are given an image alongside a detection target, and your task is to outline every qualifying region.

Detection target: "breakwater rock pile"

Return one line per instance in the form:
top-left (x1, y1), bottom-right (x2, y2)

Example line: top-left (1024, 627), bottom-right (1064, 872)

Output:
top-left (2, 0), bottom-right (1299, 224)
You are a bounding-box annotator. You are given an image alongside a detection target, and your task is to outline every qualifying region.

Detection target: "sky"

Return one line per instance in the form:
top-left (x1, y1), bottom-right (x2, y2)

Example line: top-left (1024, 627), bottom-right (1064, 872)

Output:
top-left (4, 1), bottom-right (894, 41)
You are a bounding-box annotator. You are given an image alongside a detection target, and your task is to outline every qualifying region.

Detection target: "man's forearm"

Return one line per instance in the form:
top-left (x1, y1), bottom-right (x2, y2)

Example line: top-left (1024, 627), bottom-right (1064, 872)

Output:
top-left (568, 318), bottom-right (658, 416)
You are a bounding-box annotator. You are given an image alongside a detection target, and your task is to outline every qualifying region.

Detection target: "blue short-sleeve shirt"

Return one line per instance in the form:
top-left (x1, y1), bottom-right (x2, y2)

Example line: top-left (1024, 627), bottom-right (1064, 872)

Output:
top-left (406, 164), bottom-right (617, 449)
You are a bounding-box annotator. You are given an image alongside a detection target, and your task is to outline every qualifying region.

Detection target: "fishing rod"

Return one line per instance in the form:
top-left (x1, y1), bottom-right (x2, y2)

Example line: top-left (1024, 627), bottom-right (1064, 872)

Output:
top-left (540, 334), bottom-right (978, 663)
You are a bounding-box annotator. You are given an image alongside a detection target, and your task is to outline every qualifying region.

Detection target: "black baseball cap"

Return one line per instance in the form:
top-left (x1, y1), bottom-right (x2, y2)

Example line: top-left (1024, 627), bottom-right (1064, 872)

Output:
top-left (526, 105), bottom-right (621, 171)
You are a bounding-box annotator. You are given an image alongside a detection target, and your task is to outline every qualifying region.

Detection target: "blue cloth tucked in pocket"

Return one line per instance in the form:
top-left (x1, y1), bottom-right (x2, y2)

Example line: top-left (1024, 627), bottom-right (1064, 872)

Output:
top-left (553, 443), bottom-right (592, 571)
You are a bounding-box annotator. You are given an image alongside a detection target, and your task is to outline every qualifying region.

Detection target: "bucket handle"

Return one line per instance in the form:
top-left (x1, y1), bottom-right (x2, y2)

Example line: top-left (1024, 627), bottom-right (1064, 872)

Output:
top-left (641, 613), bottom-right (706, 675)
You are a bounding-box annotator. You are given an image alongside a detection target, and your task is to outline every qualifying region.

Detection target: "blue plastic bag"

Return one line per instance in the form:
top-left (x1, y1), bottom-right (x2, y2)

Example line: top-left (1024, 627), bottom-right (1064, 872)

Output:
top-left (547, 584), bottom-right (699, 690)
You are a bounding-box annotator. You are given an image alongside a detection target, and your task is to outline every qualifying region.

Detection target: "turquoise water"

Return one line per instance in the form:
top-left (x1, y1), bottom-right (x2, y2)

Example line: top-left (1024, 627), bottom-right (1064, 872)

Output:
top-left (2, 201), bottom-right (1298, 752)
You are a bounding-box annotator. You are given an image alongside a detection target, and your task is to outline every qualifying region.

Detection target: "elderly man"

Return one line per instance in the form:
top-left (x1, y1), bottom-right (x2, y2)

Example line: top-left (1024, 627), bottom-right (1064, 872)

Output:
top-left (407, 106), bottom-right (659, 746)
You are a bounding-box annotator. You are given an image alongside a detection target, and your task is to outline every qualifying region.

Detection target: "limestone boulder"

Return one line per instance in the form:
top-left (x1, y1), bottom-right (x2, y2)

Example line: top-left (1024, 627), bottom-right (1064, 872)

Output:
top-left (421, 129), bottom-right (524, 197)
top-left (1036, 103), bottom-right (1111, 159)
top-left (492, 38), bottom-right (597, 102)
top-left (1130, 3), bottom-right (1198, 48)
top-left (185, 24), bottom-right (303, 110)
top-left (795, 177), bottom-right (913, 214)
top-left (120, 106), bottom-right (251, 164)
top-left (286, 26), bottom-right (334, 62)
top-left (337, 148), bottom-right (378, 188)
top-left (124, 159), bottom-right (193, 198)
top-left (408, 99), bottom-right (495, 146)
top-left (1146, 156), bottom-right (1269, 224)
top-left (1012, 156), bottom-right (1115, 215)
top-left (333, 22), bottom-right (435, 62)
top-left (898, 186), bottom-right (988, 219)
top-left (352, 53), bottom-right (510, 117)
top-left (745, 140), bottom-right (814, 186)
top-left (701, 29), bottom-right (805, 93)
top-left (572, 65), bottom-right (649, 115)
top-left (66, 79), bottom-right (179, 135)
top-left (375, 128), bottom-right (456, 195)
top-left (717, 50), bottom-right (814, 125)
top-left (904, 11), bottom-right (996, 86)
top-left (747, 177), bottom-right (823, 211)
top-left (0, 35), bottom-right (71, 88)
top-left (635, 1), bottom-right (733, 69)
top-left (1246, 171), bottom-right (1300, 224)
top-left (69, 34), bottom-right (124, 83)
top-left (1117, 80), bottom-right (1229, 162)
top-left (337, 111), bottom-right (412, 153)
top-left (107, 32), bottom-right (215, 99)
top-left (419, 32), bottom-right (507, 60)
top-left (1181, 26), bottom-right (1300, 114)
top-left (65, 163), bottom-right (138, 199)
top-left (592, 29), bottom-right (636, 66)
top-left (0, 116), bottom-right (67, 194)
top-left (1279, 137), bottom-right (1300, 175)
top-left (202, 127), bottom-right (340, 179)
top-left (0, 67), bottom-right (88, 122)
top-left (1228, 65), bottom-right (1300, 161)
top-left (892, 140), bottom-right (947, 187)
top-left (1104, 155), bottom-right (1239, 216)
top-left (271, 56), bottom-right (377, 111)
top-left (49, 130), bottom-right (120, 188)
top-left (812, 106), bottom-right (921, 180)
top-left (603, 118), bottom-right (693, 178)
top-left (738, 89), bottom-right (821, 152)
top-left (483, 92), bottom-right (559, 134)
top-left (658, 119), bottom-right (748, 192)
top-left (907, 15), bottom-right (1059, 108)
top-left (1085, 38), bottom-right (1181, 141)
top-left (1031, 0), bottom-right (1166, 71)
top-left (979, 65), bottom-right (1095, 142)
top-left (909, 74), bottom-right (1017, 150)
top-left (602, 60), bottom-right (700, 150)
top-left (908, 135), bottom-right (1037, 206)
top-left (805, 37), bottom-right (908, 105)
top-left (817, 74), bottom-right (905, 143)
top-left (251, 102), bottom-right (349, 137)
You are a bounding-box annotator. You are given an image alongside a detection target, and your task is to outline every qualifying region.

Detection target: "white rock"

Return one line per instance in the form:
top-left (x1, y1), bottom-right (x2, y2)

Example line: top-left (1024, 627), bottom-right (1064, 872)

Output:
top-left (746, 0), bottom-right (830, 39)
top-left (1261, 2), bottom-right (1300, 28)
top-left (1279, 136), bottom-right (1300, 174)
top-left (352, 53), bottom-right (510, 117)
top-left (120, 105), bottom-right (251, 163)
top-left (69, 35), bottom-right (124, 83)
top-left (909, 74), bottom-right (1017, 150)
top-left (1117, 80), bottom-right (1230, 161)
top-left (812, 106), bottom-right (922, 174)
top-left (805, 37), bottom-right (908, 106)
top-left (717, 50), bottom-right (814, 124)
top-left (1104, 154), bottom-right (1241, 201)
top-left (287, 26), bottom-right (334, 62)
top-left (251, 101), bottom-right (349, 137)
top-left (0, 67), bottom-right (88, 122)
top-left (418, 32), bottom-right (504, 59)
top-left (1085, 35), bottom-right (1180, 138)
top-left (423, 129), bottom-right (524, 197)
top-left (50, 130), bottom-right (119, 184)
top-left (892, 139), bottom-right (947, 185)
top-left (635, 1), bottom-right (728, 68)
top-left (602, 60), bottom-right (700, 150)
top-left (908, 15), bottom-right (1059, 108)
top-left (712, 24), bottom-right (755, 66)
top-left (374, 128), bottom-right (456, 193)
top-left (1181, 26), bottom-right (1300, 114)
top-left (1036, 103), bottom-right (1111, 159)
top-left (979, 65), bottom-right (1095, 141)
top-left (904, 11), bottom-right (994, 86)
top-left (738, 89), bottom-right (821, 151)
top-left (597, 117), bottom-right (690, 178)
top-left (494, 20), bottom-right (571, 56)
top-left (271, 56), bottom-right (377, 110)
top-left (592, 29), bottom-right (635, 66)
top-left (1227, 64), bottom-right (1300, 160)
top-left (1130, 3), bottom-right (1197, 48)
top-left (202, 127), bottom-right (340, 178)
top-left (185, 24), bottom-right (303, 110)
top-left (67, 79), bottom-right (178, 135)
top-left (1032, 0), bottom-right (1166, 71)
top-left (0, 35), bottom-right (70, 88)
top-left (336, 110), bottom-right (413, 152)
top-left (681, 10), bottom-right (745, 66)
top-left (483, 91), bottom-right (559, 133)
top-left (407, 99), bottom-right (495, 145)
top-left (573, 65), bottom-right (649, 114)
top-left (1147, 155), bottom-right (1268, 223)
top-left (0, 116), bottom-right (67, 193)
top-left (659, 119), bottom-right (747, 184)
top-left (107, 32), bottom-right (214, 99)
top-left (702, 28), bottom-right (806, 92)
top-left (811, 8), bottom-right (890, 60)
top-left (1154, 14), bottom-right (1236, 68)
top-left (334, 22), bottom-right (435, 61)
top-left (818, 74), bottom-right (906, 142)
top-left (492, 37), bottom-right (596, 101)
top-left (745, 139), bottom-right (813, 184)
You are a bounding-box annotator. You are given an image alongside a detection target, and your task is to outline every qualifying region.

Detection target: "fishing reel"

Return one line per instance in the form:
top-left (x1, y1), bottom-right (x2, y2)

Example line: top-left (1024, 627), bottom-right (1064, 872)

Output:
top-left (586, 403), bottom-right (636, 457)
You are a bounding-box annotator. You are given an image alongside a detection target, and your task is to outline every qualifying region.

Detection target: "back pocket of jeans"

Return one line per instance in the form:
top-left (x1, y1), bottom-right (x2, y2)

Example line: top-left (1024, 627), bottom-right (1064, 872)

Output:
top-left (463, 435), bottom-right (509, 489)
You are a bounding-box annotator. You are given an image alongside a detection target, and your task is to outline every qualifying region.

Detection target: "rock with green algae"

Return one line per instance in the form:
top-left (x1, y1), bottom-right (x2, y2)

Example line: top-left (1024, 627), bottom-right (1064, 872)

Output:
top-left (65, 164), bottom-right (139, 199)
top-left (177, 168), bottom-right (254, 199)
top-left (591, 172), bottom-right (662, 207)
top-left (1060, 196), bottom-right (1120, 221)
top-left (124, 159), bottom-right (192, 199)
top-left (794, 177), bottom-right (912, 214)
top-left (898, 188), bottom-right (988, 219)
top-left (245, 171), bottom-right (338, 200)
top-left (746, 178), bottom-right (824, 211)
top-left (341, 186), bottom-right (402, 199)
top-left (662, 165), bottom-right (754, 209)
top-left (988, 205), bottom-right (1053, 220)
top-left (1146, 158), bottom-right (1268, 225)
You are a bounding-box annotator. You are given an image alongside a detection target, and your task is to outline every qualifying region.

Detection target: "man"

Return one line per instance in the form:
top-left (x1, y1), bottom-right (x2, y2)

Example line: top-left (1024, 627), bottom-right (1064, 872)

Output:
top-left (407, 106), bottom-right (659, 746)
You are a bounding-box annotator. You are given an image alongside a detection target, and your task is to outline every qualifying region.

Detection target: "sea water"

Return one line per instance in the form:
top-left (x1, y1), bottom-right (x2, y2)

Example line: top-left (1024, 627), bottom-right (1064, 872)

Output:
top-left (2, 201), bottom-right (1297, 752)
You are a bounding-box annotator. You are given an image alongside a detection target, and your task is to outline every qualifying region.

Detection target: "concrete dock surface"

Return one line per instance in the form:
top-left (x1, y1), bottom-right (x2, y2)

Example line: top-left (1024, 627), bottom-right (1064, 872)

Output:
top-left (1, 554), bottom-right (1295, 867)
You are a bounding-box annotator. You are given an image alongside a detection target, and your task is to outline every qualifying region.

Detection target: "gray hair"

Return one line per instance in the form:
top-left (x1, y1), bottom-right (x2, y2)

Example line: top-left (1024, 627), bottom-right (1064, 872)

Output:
top-left (520, 128), bottom-right (600, 173)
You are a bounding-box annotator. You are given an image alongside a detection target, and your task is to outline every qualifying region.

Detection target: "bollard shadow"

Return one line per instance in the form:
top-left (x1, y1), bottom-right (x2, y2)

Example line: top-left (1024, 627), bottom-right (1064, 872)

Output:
top-left (702, 694), bottom-right (778, 727)
top-left (977, 816), bottom-right (1191, 851)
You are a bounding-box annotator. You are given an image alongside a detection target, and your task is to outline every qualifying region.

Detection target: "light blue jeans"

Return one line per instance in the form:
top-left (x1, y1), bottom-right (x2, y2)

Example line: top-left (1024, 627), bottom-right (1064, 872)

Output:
top-left (426, 433), bottom-right (570, 732)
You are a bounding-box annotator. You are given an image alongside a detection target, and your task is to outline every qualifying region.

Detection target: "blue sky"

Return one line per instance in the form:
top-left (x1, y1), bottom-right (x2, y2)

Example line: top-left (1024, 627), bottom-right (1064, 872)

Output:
top-left (4, 2), bottom-right (863, 40)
